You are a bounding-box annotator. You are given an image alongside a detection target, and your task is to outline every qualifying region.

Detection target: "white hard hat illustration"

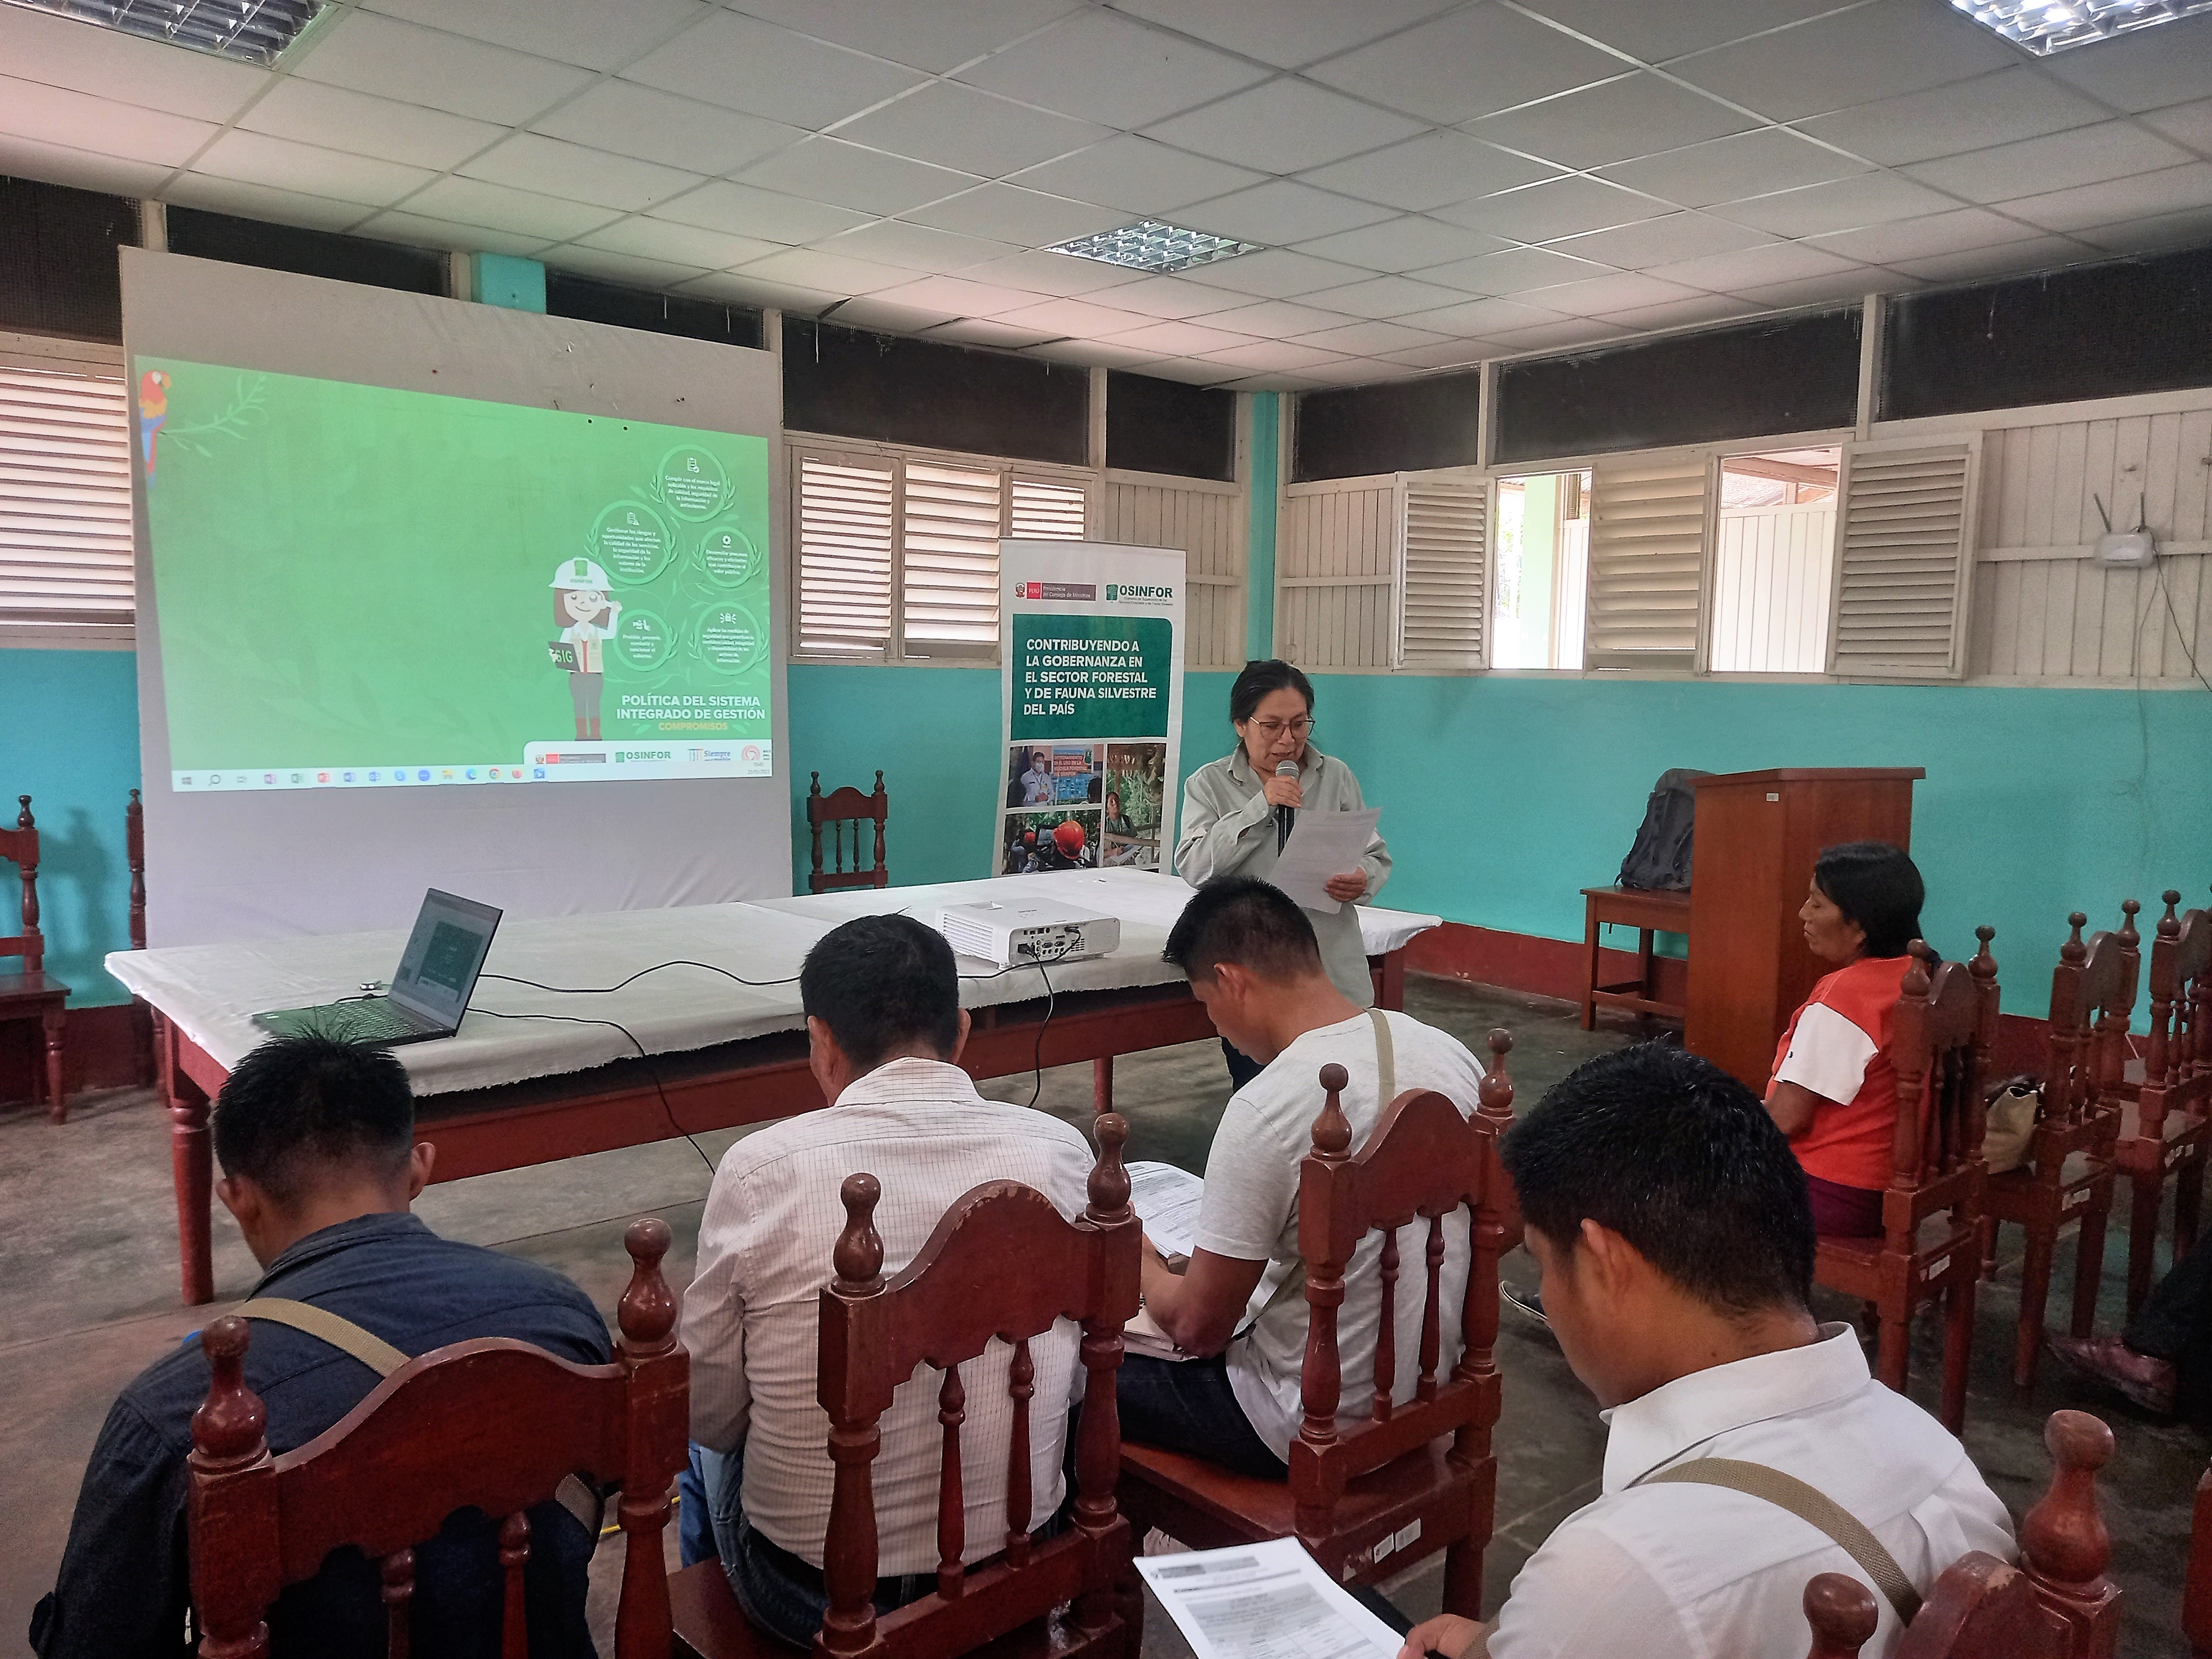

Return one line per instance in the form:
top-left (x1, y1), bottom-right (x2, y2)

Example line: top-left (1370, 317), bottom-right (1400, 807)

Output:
top-left (551, 556), bottom-right (612, 589)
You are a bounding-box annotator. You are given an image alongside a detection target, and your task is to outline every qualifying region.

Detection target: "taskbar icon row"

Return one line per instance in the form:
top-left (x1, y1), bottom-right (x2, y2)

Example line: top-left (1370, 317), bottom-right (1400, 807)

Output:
top-left (172, 765), bottom-right (539, 791)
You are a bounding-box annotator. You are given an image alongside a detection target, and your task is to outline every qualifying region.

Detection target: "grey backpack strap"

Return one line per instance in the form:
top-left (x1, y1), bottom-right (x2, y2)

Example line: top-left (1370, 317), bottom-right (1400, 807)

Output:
top-left (1369, 1009), bottom-right (1396, 1105)
top-left (1636, 1458), bottom-right (1923, 1625)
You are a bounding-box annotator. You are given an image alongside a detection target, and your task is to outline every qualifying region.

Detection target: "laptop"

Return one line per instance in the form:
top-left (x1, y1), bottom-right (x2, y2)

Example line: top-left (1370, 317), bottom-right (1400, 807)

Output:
top-left (253, 889), bottom-right (502, 1047)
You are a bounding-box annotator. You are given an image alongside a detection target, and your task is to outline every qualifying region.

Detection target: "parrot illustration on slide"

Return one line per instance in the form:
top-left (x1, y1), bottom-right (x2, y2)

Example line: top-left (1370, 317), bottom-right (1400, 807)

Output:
top-left (138, 369), bottom-right (169, 478)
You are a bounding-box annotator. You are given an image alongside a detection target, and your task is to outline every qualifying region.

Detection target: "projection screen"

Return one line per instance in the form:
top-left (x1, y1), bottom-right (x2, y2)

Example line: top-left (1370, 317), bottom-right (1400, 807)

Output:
top-left (121, 248), bottom-right (790, 946)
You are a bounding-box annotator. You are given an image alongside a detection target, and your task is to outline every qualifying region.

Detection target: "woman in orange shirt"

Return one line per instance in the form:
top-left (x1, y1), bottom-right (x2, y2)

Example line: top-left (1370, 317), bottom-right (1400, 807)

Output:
top-left (1765, 842), bottom-right (1927, 1238)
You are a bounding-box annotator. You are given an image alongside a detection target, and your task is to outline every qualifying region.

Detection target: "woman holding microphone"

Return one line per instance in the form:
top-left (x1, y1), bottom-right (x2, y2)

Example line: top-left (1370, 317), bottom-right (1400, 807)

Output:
top-left (1176, 659), bottom-right (1390, 1089)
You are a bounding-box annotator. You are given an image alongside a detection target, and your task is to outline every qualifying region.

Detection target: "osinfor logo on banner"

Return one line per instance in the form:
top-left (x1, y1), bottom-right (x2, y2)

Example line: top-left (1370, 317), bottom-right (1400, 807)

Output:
top-left (996, 542), bottom-right (1185, 878)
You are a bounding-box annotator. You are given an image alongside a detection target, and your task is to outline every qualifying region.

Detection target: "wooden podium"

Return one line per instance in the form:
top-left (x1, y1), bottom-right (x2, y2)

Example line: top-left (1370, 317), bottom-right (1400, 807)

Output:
top-left (1685, 768), bottom-right (1923, 1087)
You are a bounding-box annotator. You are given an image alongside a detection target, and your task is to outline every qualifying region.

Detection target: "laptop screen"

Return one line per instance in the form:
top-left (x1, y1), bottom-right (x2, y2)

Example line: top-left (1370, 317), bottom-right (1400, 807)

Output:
top-left (388, 889), bottom-right (502, 1027)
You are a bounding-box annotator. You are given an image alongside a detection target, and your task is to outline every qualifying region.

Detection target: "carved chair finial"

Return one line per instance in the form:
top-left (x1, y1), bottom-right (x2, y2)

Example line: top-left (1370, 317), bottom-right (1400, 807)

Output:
top-left (190, 1316), bottom-right (267, 1467)
top-left (1087, 1112), bottom-right (1132, 1222)
top-left (1311, 1063), bottom-right (1351, 1157)
top-left (1480, 1029), bottom-right (1515, 1121)
top-left (834, 1173), bottom-right (884, 1289)
top-left (2022, 1408), bottom-right (2115, 1590)
top-left (1801, 1573), bottom-right (1878, 1659)
top-left (617, 1216), bottom-right (677, 1354)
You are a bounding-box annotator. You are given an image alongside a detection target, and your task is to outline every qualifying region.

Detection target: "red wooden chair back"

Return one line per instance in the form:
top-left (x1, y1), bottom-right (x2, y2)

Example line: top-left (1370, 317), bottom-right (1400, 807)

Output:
top-left (814, 1113), bottom-right (1141, 1659)
top-left (188, 1218), bottom-right (688, 1659)
top-left (808, 771), bottom-right (890, 894)
top-left (2142, 895), bottom-right (2212, 1136)
top-left (2041, 918), bottom-right (2133, 1130)
top-left (0, 794), bottom-right (44, 972)
top-left (128, 787), bottom-right (147, 950)
top-left (1888, 938), bottom-right (1998, 1207)
top-left (2187, 1455), bottom-right (2212, 1658)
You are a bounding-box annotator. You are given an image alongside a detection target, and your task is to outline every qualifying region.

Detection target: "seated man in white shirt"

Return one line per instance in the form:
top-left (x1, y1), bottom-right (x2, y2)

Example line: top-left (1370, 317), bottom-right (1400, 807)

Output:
top-left (1400, 1042), bottom-right (2015, 1659)
top-left (1127, 875), bottom-right (1486, 1477)
top-left (680, 914), bottom-right (1097, 1645)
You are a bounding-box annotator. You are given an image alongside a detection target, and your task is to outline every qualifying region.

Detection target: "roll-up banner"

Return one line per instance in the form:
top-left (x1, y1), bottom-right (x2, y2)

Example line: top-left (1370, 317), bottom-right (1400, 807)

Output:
top-left (995, 541), bottom-right (1185, 878)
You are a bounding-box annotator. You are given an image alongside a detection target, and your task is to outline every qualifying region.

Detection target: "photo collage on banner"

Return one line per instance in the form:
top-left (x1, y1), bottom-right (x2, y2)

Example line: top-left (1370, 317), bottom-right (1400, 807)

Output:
top-left (996, 542), bottom-right (1185, 878)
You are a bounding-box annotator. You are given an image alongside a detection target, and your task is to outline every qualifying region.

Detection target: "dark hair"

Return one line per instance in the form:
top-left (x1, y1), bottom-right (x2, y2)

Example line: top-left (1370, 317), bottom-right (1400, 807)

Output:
top-left (1501, 1042), bottom-right (1814, 1316)
top-left (800, 914), bottom-right (961, 1070)
top-left (1164, 875), bottom-right (1323, 983)
top-left (1228, 659), bottom-right (1314, 726)
top-left (1814, 841), bottom-right (1924, 959)
top-left (211, 1034), bottom-right (415, 1205)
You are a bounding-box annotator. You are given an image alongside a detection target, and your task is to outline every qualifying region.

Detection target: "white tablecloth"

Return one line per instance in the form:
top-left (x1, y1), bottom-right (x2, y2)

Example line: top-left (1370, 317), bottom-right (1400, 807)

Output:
top-left (106, 870), bottom-right (1439, 1096)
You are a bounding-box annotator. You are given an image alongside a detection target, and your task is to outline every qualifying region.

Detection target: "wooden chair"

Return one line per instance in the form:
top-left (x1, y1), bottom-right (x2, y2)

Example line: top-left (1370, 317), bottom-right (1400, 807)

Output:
top-left (189, 1217), bottom-right (688, 1658)
top-left (1814, 936), bottom-right (1998, 1436)
top-left (808, 771), bottom-right (889, 894)
top-left (669, 1113), bottom-right (1144, 1659)
top-left (128, 786), bottom-right (146, 950)
top-left (1116, 1032), bottom-right (1517, 1618)
top-left (0, 794), bottom-right (68, 1121)
top-left (2187, 1454), bottom-right (2211, 1657)
top-left (2116, 890), bottom-right (2211, 1316)
top-left (1983, 912), bottom-right (2133, 1390)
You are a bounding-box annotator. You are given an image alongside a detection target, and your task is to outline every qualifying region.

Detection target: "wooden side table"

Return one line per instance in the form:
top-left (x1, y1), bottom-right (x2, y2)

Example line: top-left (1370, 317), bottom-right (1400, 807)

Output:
top-left (1580, 885), bottom-right (1693, 1031)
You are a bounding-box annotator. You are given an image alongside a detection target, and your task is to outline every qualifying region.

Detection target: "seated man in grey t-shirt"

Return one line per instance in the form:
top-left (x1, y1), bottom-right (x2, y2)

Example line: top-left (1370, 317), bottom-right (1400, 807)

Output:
top-left (1124, 876), bottom-right (1486, 1477)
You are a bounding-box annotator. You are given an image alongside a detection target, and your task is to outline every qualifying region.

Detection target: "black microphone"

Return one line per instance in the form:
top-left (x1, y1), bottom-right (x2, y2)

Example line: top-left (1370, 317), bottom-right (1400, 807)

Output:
top-left (1275, 759), bottom-right (1298, 853)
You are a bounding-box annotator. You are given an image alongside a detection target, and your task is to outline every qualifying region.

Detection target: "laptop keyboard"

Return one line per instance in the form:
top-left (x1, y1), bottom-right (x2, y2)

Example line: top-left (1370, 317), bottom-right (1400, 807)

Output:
top-left (331, 1000), bottom-right (430, 1041)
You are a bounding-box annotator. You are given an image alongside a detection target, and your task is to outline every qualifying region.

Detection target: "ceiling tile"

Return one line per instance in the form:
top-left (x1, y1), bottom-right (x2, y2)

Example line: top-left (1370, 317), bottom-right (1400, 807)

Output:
top-left (1103, 319), bottom-right (1265, 354)
top-left (362, 0), bottom-right (707, 70)
top-left (997, 295), bottom-right (1161, 334)
top-left (1010, 135), bottom-right (1267, 216)
top-left (1600, 129), bottom-right (1868, 209)
top-left (1597, 293), bottom-right (1763, 332)
top-left (903, 185), bottom-right (1125, 247)
top-left (2142, 97), bottom-right (2212, 153)
top-left (0, 1), bottom-right (262, 121)
top-left (649, 182), bottom-right (870, 243)
top-left (547, 248), bottom-right (712, 289)
top-left (1646, 240), bottom-right (1858, 291)
top-left (1514, 0), bottom-right (1845, 64)
top-left (1992, 162), bottom-right (2212, 234)
top-left (194, 130), bottom-right (438, 208)
top-left (833, 83), bottom-right (1111, 178)
top-left (1112, 0), bottom-right (1455, 67)
top-left (1182, 180), bottom-right (1398, 243)
top-left (1886, 236), bottom-right (2090, 283)
top-left (959, 249), bottom-right (1146, 295)
top-left (867, 274), bottom-right (1056, 315)
top-left (1021, 338), bottom-right (1171, 368)
top-left (1804, 207), bottom-right (2052, 266)
top-left (2071, 206), bottom-right (2212, 255)
top-left (1708, 173), bottom-right (1957, 238)
top-left (1415, 244), bottom-right (1614, 294)
top-left (1296, 274), bottom-right (1471, 318)
top-left (1291, 318), bottom-right (1451, 353)
top-left (532, 82), bottom-right (801, 176)
top-left (1378, 339), bottom-right (1489, 368)
top-left (0, 75), bottom-right (215, 168)
top-left (1726, 272), bottom-right (1888, 309)
top-left (236, 81), bottom-right (504, 174)
top-left (1092, 275), bottom-right (1253, 318)
top-left (1297, 358), bottom-right (1415, 385)
top-left (1487, 317), bottom-right (1632, 352)
top-left (817, 220), bottom-right (1019, 273)
top-left (1144, 77), bottom-right (1427, 175)
top-left (956, 11), bottom-right (1272, 128)
top-left (827, 296), bottom-right (959, 332)
top-left (1432, 176), bottom-right (1670, 242)
top-left (1395, 295), bottom-right (1573, 335)
top-left (0, 133), bottom-right (170, 199)
top-left (1133, 356), bottom-right (1253, 385)
top-left (1545, 212), bottom-right (1771, 268)
top-left (1175, 248), bottom-right (1374, 298)
top-left (730, 0), bottom-right (1083, 73)
top-left (461, 134), bottom-right (703, 213)
top-left (163, 173), bottom-right (368, 233)
top-left (1670, 0), bottom-right (2016, 123)
top-left (673, 271), bottom-right (841, 313)
top-left (1198, 298), bottom-right (1364, 337)
top-left (1531, 272), bottom-right (1715, 316)
top-left (621, 12), bottom-right (925, 130)
top-left (1296, 129), bottom-right (1562, 212)
top-left (1293, 215), bottom-right (1508, 272)
top-left (735, 138), bottom-right (980, 216)
top-left (1197, 340), bottom-right (1356, 371)
top-left (2036, 12), bottom-right (2212, 113)
top-left (352, 210), bottom-right (551, 257)
top-left (405, 176), bottom-right (625, 241)
top-left (1468, 73), bottom-right (1754, 171)
top-left (1904, 123), bottom-right (2194, 206)
top-left (1793, 67), bottom-right (2107, 169)
top-left (737, 247), bottom-right (917, 296)
top-left (575, 218), bottom-right (785, 270)
top-left (928, 318), bottom-right (1070, 347)
top-left (294, 11), bottom-right (594, 126)
top-left (1307, 7), bottom-right (1627, 124)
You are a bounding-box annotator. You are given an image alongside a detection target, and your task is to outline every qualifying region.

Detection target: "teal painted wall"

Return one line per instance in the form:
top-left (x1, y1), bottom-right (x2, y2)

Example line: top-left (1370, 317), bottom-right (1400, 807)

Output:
top-left (0, 649), bottom-right (143, 1005)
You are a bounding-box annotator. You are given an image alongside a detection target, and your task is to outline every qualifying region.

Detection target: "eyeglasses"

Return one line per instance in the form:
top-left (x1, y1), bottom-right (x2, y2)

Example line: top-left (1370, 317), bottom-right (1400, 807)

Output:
top-left (1246, 717), bottom-right (1314, 739)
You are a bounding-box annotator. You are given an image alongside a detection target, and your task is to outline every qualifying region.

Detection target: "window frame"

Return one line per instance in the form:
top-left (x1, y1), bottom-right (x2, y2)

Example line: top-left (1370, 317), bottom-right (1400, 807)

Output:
top-left (0, 330), bottom-right (134, 650)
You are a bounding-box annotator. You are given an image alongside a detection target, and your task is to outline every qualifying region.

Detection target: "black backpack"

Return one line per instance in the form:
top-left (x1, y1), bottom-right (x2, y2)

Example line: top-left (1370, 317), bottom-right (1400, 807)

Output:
top-left (1616, 769), bottom-right (1709, 891)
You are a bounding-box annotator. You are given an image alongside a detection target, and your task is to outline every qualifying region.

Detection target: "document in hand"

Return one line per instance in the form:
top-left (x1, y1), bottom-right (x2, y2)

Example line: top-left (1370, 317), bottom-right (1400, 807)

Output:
top-left (1270, 808), bottom-right (1382, 913)
top-left (1129, 1160), bottom-right (1204, 1260)
top-left (1135, 1537), bottom-right (1402, 1659)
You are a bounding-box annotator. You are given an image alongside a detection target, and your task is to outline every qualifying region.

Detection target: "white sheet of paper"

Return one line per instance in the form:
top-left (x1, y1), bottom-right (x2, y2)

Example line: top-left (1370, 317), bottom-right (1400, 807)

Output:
top-left (1136, 1537), bottom-right (1402, 1659)
top-left (1270, 807), bottom-right (1381, 914)
top-left (1128, 1160), bottom-right (1206, 1259)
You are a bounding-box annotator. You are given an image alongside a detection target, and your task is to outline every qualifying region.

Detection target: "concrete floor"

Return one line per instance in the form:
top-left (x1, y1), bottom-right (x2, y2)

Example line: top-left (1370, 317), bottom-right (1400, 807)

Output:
top-left (0, 974), bottom-right (2201, 1656)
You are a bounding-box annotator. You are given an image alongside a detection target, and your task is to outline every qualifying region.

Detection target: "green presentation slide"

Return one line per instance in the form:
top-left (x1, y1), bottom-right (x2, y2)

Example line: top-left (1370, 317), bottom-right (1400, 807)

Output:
top-left (138, 356), bottom-right (774, 793)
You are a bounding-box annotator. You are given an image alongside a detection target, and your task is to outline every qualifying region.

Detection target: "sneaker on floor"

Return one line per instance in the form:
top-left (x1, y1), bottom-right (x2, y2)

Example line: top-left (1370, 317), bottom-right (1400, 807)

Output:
top-left (1500, 1283), bottom-right (1547, 1326)
top-left (2045, 1333), bottom-right (2177, 1416)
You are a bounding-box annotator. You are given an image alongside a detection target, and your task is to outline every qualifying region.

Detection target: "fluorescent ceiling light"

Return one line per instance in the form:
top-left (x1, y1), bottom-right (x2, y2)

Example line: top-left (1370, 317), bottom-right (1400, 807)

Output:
top-left (3, 0), bottom-right (328, 63)
top-left (1947, 0), bottom-right (2212, 53)
top-left (1048, 220), bottom-right (1261, 275)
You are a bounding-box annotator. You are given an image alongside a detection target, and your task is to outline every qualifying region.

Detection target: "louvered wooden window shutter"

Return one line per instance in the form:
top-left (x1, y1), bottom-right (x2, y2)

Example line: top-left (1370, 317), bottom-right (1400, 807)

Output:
top-left (900, 460), bottom-right (1005, 659)
top-left (1585, 452), bottom-right (1709, 670)
top-left (1395, 473), bottom-right (1489, 670)
top-left (0, 360), bottom-right (134, 641)
top-left (1827, 437), bottom-right (1979, 680)
top-left (795, 450), bottom-right (895, 659)
top-left (1008, 475), bottom-right (1087, 541)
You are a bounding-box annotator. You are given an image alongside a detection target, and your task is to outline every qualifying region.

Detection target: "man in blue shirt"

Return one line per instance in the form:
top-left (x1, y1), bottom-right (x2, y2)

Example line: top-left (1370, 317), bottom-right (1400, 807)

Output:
top-left (31, 1034), bottom-right (612, 1658)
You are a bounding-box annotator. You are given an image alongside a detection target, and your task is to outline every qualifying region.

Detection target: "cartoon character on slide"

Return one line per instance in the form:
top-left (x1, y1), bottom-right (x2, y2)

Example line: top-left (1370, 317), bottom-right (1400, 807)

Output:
top-left (550, 557), bottom-right (622, 740)
top-left (138, 370), bottom-right (169, 477)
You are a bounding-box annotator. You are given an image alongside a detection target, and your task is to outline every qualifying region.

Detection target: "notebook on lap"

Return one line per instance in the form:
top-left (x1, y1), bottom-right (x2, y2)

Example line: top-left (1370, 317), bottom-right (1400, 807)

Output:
top-left (253, 889), bottom-right (502, 1047)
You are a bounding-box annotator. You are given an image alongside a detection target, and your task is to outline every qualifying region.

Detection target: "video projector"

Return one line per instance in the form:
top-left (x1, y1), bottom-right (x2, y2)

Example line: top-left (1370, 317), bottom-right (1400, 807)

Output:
top-left (936, 900), bottom-right (1120, 969)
